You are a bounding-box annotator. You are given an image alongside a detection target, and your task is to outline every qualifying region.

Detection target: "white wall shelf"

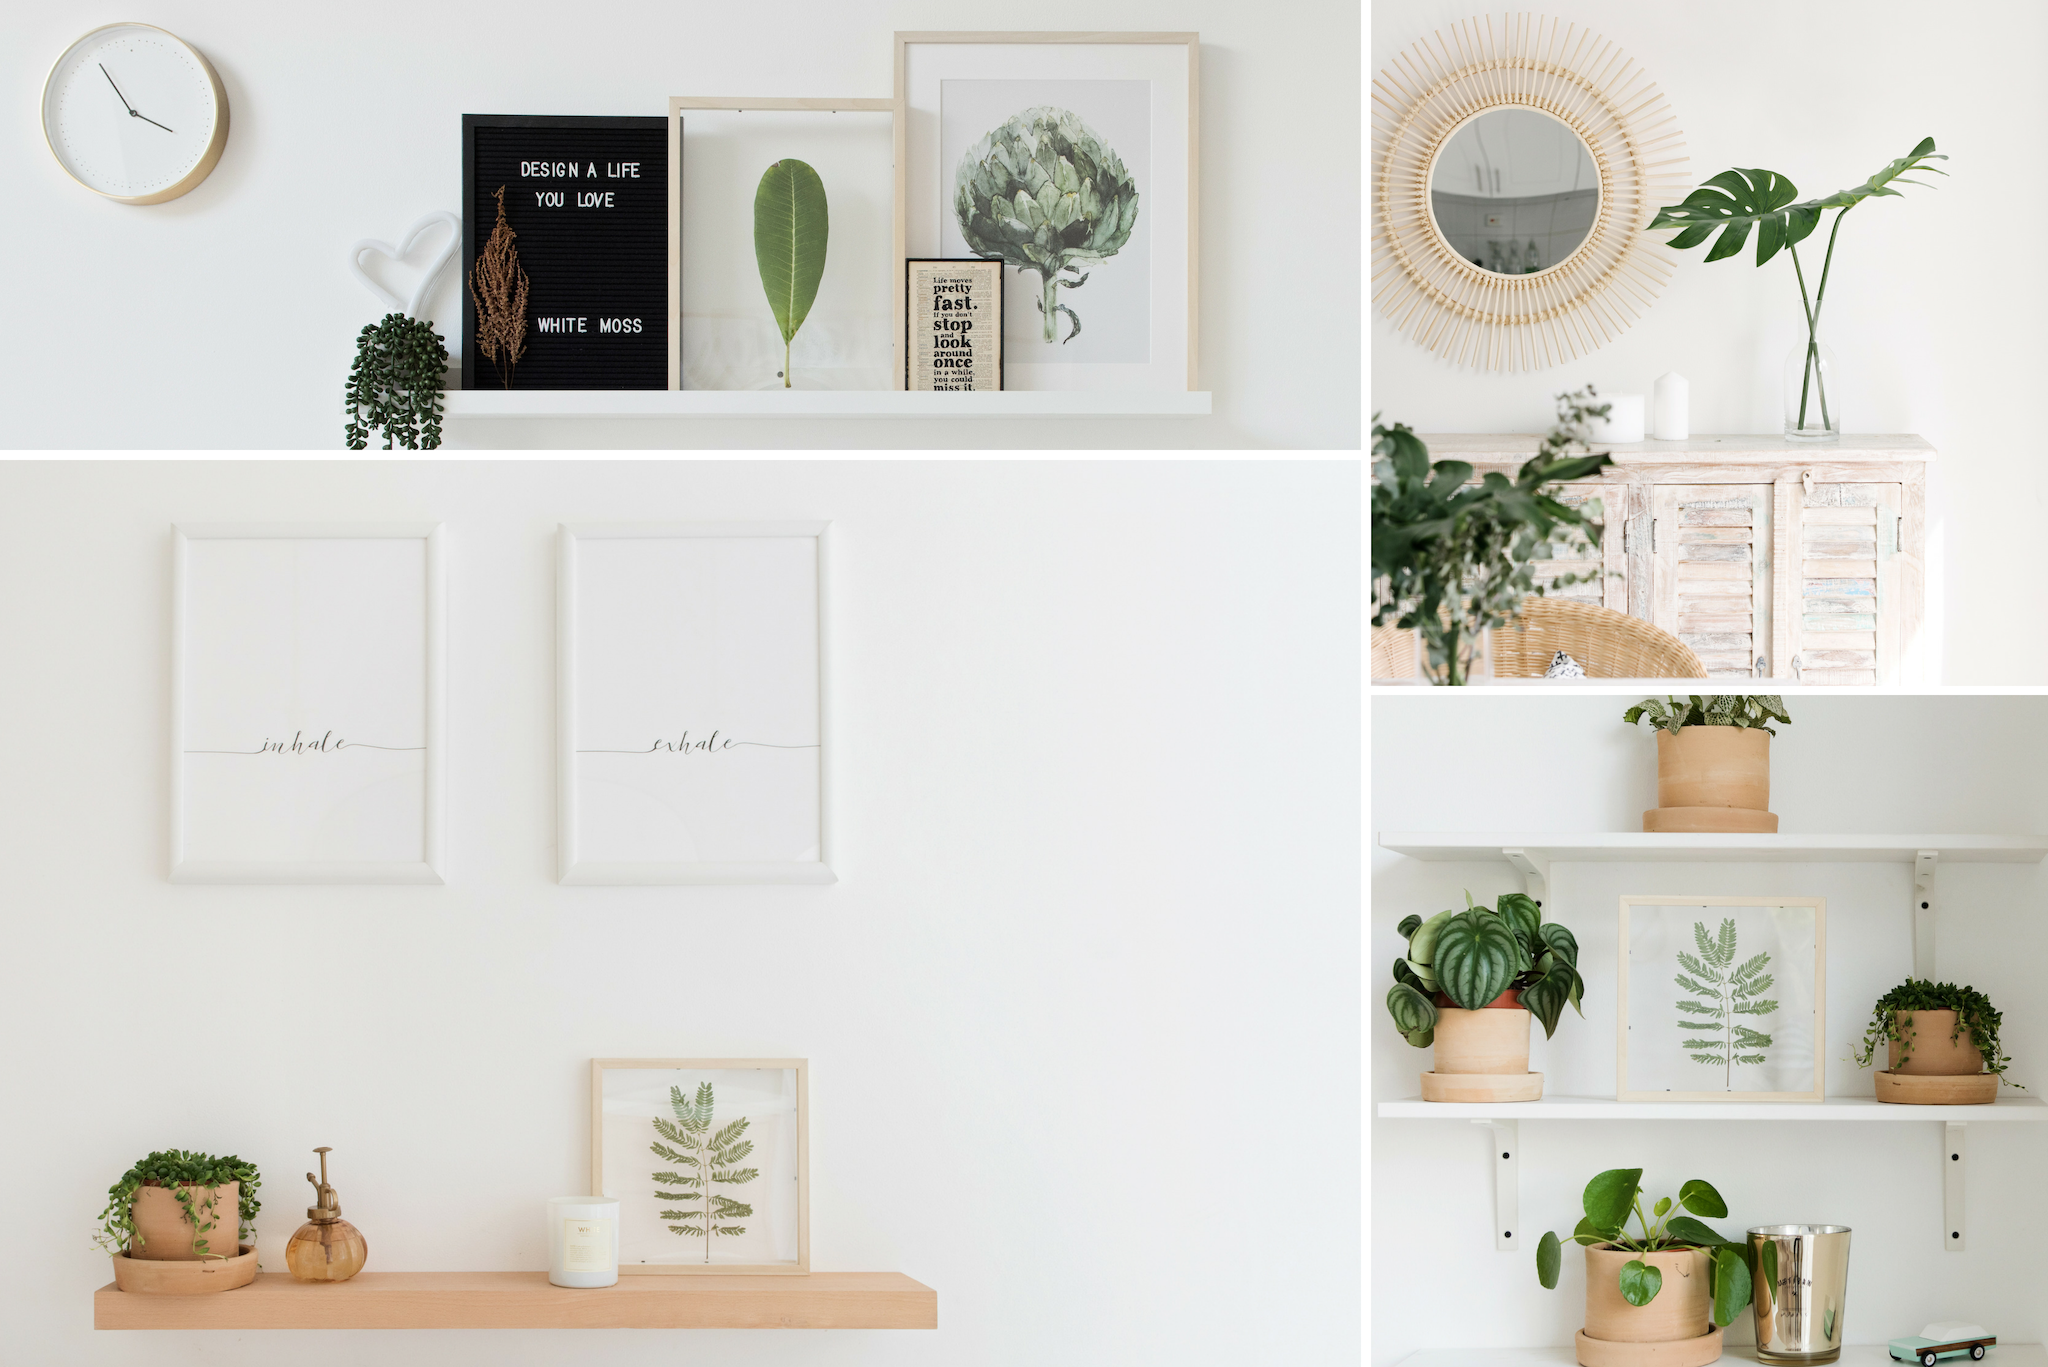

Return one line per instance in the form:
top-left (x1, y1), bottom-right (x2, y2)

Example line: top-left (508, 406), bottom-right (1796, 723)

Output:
top-left (441, 390), bottom-right (1212, 418)
top-left (1395, 1347), bottom-right (2043, 1366)
top-left (1377, 833), bottom-right (2048, 867)
top-left (1376, 1095), bottom-right (2047, 1122)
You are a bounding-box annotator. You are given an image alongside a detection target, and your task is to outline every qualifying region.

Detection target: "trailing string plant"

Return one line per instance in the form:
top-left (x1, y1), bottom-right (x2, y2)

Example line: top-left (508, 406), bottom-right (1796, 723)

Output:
top-left (1852, 978), bottom-right (2023, 1087)
top-left (1677, 918), bottom-right (1777, 1089)
top-left (1386, 891), bottom-right (1585, 1046)
top-left (753, 159), bottom-right (829, 389)
top-left (1623, 694), bottom-right (1791, 736)
top-left (468, 184), bottom-right (530, 389)
top-left (650, 1082), bottom-right (760, 1263)
top-left (345, 312), bottom-right (448, 450)
top-left (94, 1150), bottom-right (262, 1260)
top-left (1373, 388), bottom-right (1616, 685)
top-left (1648, 138), bottom-right (1947, 435)
top-left (1536, 1168), bottom-right (1754, 1328)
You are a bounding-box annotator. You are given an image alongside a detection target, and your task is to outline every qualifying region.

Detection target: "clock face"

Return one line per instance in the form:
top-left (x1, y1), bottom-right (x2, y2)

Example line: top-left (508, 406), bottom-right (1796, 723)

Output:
top-left (42, 24), bottom-right (226, 203)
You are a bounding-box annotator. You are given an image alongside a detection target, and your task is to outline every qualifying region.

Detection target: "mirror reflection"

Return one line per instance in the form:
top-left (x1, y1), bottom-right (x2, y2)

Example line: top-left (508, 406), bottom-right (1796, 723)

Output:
top-left (1430, 109), bottom-right (1598, 275)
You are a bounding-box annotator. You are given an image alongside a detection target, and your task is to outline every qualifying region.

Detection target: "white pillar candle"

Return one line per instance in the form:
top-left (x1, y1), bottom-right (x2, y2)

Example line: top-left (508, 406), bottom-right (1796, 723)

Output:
top-left (548, 1196), bottom-right (619, 1288)
top-left (1654, 372), bottom-right (1690, 440)
top-left (1588, 393), bottom-right (1645, 443)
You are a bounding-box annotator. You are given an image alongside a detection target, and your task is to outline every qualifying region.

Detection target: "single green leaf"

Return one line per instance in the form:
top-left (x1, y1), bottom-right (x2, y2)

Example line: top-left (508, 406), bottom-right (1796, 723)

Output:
top-left (1678, 1179), bottom-right (1728, 1218)
top-left (1653, 1197), bottom-right (1672, 1218)
top-left (1434, 908), bottom-right (1521, 1008)
top-left (1665, 1215), bottom-right (1728, 1247)
top-left (1584, 1169), bottom-right (1642, 1233)
top-left (1521, 960), bottom-right (1579, 1040)
top-left (1711, 1246), bottom-right (1752, 1325)
top-left (1402, 1025), bottom-right (1435, 1048)
top-left (1400, 957), bottom-right (1439, 992)
top-left (754, 158), bottom-right (830, 353)
top-left (1387, 982), bottom-right (1439, 1039)
top-left (1572, 1216), bottom-right (1617, 1247)
top-left (1408, 909), bottom-right (1455, 967)
top-left (1497, 893), bottom-right (1542, 946)
top-left (1537, 1230), bottom-right (1562, 1288)
top-left (1397, 914), bottom-right (1423, 940)
top-left (1620, 1259), bottom-right (1663, 1307)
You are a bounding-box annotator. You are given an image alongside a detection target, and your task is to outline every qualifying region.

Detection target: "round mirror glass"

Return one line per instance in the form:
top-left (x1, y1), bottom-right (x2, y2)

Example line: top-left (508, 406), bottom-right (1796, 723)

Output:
top-left (1430, 109), bottom-right (1598, 275)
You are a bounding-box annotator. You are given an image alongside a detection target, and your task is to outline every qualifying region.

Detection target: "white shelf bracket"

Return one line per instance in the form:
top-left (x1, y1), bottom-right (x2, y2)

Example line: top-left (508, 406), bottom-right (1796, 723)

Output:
top-left (1914, 850), bottom-right (1938, 980)
top-left (1501, 848), bottom-right (1551, 908)
top-left (1944, 1122), bottom-right (1966, 1251)
top-left (1473, 1120), bottom-right (1519, 1252)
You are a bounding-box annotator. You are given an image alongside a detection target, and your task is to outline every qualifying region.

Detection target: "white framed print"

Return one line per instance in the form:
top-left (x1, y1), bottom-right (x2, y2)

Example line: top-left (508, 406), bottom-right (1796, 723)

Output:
top-left (895, 31), bottom-right (1198, 392)
top-left (1618, 895), bottom-right (1826, 1102)
top-left (557, 523), bottom-right (831, 884)
top-left (591, 1058), bottom-right (810, 1275)
top-left (170, 524), bottom-right (444, 884)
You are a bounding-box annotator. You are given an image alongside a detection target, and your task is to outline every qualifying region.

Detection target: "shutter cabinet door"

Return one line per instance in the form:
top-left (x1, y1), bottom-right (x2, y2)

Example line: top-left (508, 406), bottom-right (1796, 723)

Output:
top-left (1528, 481), bottom-right (1626, 612)
top-left (1795, 482), bottom-right (1903, 685)
top-left (1649, 484), bottom-right (1772, 679)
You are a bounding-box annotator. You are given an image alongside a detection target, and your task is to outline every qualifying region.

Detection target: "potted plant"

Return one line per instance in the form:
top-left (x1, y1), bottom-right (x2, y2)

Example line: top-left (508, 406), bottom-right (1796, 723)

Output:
top-left (1536, 1168), bottom-right (1754, 1367)
top-left (95, 1150), bottom-right (263, 1295)
top-left (1623, 695), bottom-right (1791, 833)
top-left (1853, 978), bottom-right (2023, 1104)
top-left (1386, 891), bottom-right (1584, 1101)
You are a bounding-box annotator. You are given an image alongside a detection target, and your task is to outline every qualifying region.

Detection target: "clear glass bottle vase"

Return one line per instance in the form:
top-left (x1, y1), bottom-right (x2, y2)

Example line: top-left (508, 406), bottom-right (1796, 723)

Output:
top-left (1784, 338), bottom-right (1841, 442)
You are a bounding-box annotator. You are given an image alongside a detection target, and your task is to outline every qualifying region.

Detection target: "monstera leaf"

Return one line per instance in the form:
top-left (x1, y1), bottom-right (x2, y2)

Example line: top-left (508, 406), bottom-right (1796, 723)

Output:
top-left (1648, 138), bottom-right (1946, 267)
top-left (1433, 908), bottom-right (1520, 1009)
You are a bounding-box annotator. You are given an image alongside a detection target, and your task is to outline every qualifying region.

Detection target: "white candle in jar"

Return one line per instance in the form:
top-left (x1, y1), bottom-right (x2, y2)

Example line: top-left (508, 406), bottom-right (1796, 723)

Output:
top-left (1654, 372), bottom-right (1690, 440)
top-left (548, 1196), bottom-right (619, 1288)
top-left (1588, 393), bottom-right (1645, 443)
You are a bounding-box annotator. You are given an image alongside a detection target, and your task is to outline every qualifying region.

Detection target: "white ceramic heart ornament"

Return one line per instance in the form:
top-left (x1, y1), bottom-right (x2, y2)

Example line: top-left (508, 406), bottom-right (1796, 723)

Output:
top-left (349, 211), bottom-right (460, 318)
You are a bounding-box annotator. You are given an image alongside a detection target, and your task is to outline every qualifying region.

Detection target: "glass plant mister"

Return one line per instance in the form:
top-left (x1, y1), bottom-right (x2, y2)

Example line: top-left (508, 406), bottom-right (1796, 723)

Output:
top-left (1784, 339), bottom-right (1841, 442)
top-left (285, 1147), bottom-right (369, 1282)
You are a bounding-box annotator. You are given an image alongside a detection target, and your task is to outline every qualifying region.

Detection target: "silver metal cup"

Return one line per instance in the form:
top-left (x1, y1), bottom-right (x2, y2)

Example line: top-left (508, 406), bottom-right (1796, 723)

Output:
top-left (1748, 1224), bottom-right (1852, 1365)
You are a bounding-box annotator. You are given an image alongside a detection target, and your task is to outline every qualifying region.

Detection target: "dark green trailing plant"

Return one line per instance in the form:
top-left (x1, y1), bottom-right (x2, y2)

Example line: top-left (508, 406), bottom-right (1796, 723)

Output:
top-left (1852, 977), bottom-right (2022, 1086)
top-left (1387, 892), bottom-right (1585, 1046)
top-left (1373, 390), bottom-right (1616, 685)
top-left (1678, 918), bottom-right (1777, 1087)
top-left (345, 312), bottom-right (447, 449)
top-left (1623, 694), bottom-right (1791, 736)
top-left (94, 1150), bottom-right (262, 1260)
top-left (650, 1082), bottom-right (761, 1263)
top-left (1648, 138), bottom-right (1946, 435)
top-left (1536, 1168), bottom-right (1753, 1327)
top-left (754, 159), bottom-right (829, 389)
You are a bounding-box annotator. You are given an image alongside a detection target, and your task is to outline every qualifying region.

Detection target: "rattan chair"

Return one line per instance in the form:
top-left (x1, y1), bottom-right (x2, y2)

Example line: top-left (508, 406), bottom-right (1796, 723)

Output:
top-left (1490, 598), bottom-right (1706, 678)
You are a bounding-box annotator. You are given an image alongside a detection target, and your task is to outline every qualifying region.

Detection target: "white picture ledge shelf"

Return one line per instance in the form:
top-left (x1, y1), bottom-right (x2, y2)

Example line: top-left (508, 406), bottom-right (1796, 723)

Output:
top-left (1395, 1347), bottom-right (2045, 1366)
top-left (441, 390), bottom-right (1212, 418)
top-left (1376, 1095), bottom-right (2048, 1122)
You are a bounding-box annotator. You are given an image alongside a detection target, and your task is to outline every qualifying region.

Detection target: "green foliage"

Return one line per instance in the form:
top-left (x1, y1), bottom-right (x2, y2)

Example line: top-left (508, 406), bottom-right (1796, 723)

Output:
top-left (94, 1150), bottom-right (262, 1260)
top-left (345, 312), bottom-right (447, 450)
top-left (1619, 1259), bottom-right (1662, 1307)
top-left (1536, 1167), bottom-right (1751, 1323)
top-left (954, 106), bottom-right (1139, 344)
top-left (1434, 909), bottom-right (1522, 1010)
top-left (1677, 919), bottom-right (1777, 1084)
top-left (650, 1082), bottom-right (761, 1259)
top-left (1387, 892), bottom-right (1585, 1044)
top-left (1372, 391), bottom-right (1617, 685)
top-left (753, 159), bottom-right (830, 389)
top-left (1851, 977), bottom-right (2022, 1085)
top-left (1622, 694), bottom-right (1792, 737)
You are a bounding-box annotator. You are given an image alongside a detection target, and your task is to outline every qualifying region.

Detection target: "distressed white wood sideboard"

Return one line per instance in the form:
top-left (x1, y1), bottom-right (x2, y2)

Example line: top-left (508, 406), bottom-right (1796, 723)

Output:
top-left (1422, 434), bottom-right (1934, 684)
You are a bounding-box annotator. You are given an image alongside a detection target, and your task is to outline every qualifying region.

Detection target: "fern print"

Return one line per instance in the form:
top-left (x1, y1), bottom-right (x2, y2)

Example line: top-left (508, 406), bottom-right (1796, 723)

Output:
top-left (1675, 917), bottom-right (1778, 1089)
top-left (649, 1082), bottom-right (760, 1263)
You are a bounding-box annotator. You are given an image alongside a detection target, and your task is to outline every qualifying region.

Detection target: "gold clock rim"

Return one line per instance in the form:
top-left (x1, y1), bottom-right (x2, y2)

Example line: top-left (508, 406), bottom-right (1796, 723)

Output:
top-left (41, 21), bottom-right (230, 206)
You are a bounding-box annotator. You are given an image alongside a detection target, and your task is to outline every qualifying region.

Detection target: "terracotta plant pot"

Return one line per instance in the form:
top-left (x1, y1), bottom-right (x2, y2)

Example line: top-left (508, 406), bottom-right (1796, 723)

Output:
top-left (1431, 992), bottom-right (1531, 1075)
top-left (111, 1243), bottom-right (258, 1295)
top-left (1644, 728), bottom-right (1776, 834)
top-left (1887, 1010), bottom-right (1984, 1075)
top-left (129, 1181), bottom-right (240, 1261)
top-left (1583, 1244), bottom-right (1712, 1344)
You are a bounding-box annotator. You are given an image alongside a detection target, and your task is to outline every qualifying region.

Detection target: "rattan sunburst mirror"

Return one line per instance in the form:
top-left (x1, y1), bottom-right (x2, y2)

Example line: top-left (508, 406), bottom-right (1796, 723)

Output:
top-left (1372, 13), bottom-right (1688, 371)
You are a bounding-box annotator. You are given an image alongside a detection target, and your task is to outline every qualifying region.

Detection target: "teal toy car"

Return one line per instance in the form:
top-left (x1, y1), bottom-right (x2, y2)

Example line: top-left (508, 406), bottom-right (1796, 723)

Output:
top-left (1889, 1322), bottom-right (1994, 1364)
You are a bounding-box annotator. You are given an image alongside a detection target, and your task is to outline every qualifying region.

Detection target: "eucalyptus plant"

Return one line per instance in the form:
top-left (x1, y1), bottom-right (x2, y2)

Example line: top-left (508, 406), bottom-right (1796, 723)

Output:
top-left (1622, 694), bottom-right (1791, 736)
top-left (1648, 138), bottom-right (1946, 436)
top-left (94, 1150), bottom-right (262, 1260)
top-left (754, 159), bottom-right (829, 389)
top-left (1852, 977), bottom-right (2022, 1086)
top-left (1386, 892), bottom-right (1584, 1046)
top-left (1536, 1168), bottom-right (1754, 1328)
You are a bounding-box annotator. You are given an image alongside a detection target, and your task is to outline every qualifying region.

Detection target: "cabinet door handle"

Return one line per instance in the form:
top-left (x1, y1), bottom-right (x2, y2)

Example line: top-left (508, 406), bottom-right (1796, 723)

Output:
top-left (1651, 518), bottom-right (1658, 554)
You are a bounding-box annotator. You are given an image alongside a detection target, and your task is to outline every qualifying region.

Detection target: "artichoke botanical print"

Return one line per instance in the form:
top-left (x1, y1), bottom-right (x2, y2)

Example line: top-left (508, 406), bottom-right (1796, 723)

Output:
top-left (650, 1082), bottom-right (759, 1263)
top-left (954, 106), bottom-right (1139, 344)
top-left (1676, 918), bottom-right (1778, 1088)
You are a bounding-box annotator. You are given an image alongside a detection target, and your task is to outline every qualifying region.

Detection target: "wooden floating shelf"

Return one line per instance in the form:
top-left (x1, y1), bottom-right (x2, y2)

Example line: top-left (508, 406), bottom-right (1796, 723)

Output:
top-left (1377, 1094), bottom-right (2048, 1121)
top-left (1377, 833), bottom-right (2048, 865)
top-left (440, 390), bottom-right (1212, 418)
top-left (1395, 1346), bottom-right (2044, 1366)
top-left (93, 1270), bottom-right (935, 1331)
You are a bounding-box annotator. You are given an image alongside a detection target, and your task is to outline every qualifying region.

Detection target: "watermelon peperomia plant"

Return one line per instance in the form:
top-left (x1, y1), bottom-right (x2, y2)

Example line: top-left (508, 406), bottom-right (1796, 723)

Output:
top-left (1386, 892), bottom-right (1585, 1046)
top-left (1536, 1168), bottom-right (1755, 1327)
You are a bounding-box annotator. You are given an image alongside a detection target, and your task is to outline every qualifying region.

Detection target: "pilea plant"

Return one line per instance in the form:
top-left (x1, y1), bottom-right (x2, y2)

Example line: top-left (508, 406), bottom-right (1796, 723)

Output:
top-left (1536, 1168), bottom-right (1754, 1327)
top-left (1852, 977), bottom-right (2023, 1086)
top-left (345, 312), bottom-right (448, 449)
top-left (1386, 892), bottom-right (1584, 1046)
top-left (1623, 694), bottom-right (1791, 736)
top-left (94, 1150), bottom-right (262, 1259)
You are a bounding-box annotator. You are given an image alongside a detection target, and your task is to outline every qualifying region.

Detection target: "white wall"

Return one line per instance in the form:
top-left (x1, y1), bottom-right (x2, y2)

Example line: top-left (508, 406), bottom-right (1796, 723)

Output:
top-left (3, 0), bottom-right (1361, 449)
top-left (1370, 694), bottom-right (2048, 1366)
top-left (0, 460), bottom-right (1361, 1364)
top-left (1372, 0), bottom-right (2048, 682)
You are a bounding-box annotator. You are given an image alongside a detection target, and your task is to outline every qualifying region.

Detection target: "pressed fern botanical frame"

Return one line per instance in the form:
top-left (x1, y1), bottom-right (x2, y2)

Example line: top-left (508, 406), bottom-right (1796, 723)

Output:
top-left (1371, 13), bottom-right (1689, 371)
top-left (1617, 896), bottom-right (1825, 1103)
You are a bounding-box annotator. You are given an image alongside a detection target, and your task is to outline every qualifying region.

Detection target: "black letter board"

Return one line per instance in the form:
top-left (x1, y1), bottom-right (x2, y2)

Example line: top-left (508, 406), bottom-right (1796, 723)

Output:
top-left (461, 115), bottom-right (666, 390)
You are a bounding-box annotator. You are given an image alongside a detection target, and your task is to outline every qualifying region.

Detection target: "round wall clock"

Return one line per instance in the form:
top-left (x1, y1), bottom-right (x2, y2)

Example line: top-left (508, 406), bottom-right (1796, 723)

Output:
top-left (42, 23), bottom-right (229, 205)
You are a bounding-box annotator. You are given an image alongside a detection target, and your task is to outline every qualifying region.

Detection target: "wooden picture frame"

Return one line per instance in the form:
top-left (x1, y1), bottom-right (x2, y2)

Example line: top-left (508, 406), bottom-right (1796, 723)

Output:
top-left (905, 258), bottom-right (1003, 389)
top-left (1618, 895), bottom-right (1826, 1102)
top-left (894, 31), bottom-right (1199, 392)
top-left (591, 1058), bottom-right (809, 1275)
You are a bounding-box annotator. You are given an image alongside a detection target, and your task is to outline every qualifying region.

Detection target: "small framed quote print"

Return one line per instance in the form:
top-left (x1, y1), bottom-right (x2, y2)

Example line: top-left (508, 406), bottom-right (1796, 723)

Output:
top-left (1618, 896), bottom-right (1826, 1102)
top-left (592, 1059), bottom-right (809, 1275)
top-left (170, 524), bottom-right (444, 883)
top-left (557, 523), bottom-right (831, 884)
top-left (906, 259), bottom-right (1003, 389)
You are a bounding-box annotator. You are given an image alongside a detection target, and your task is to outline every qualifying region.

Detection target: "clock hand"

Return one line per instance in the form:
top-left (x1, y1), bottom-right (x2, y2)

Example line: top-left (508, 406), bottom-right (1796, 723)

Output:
top-left (98, 62), bottom-right (176, 133)
top-left (134, 111), bottom-right (176, 133)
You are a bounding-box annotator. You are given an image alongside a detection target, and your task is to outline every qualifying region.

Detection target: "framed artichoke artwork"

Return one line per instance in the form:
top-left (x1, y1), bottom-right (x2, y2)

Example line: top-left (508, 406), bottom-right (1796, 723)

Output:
top-left (895, 32), bottom-right (1198, 392)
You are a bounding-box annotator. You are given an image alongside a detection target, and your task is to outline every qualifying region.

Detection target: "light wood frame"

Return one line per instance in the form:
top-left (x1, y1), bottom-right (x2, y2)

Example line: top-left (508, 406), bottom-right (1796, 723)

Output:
top-left (1372, 13), bottom-right (1689, 371)
top-left (666, 97), bottom-right (896, 392)
top-left (893, 31), bottom-right (1200, 391)
top-left (591, 1058), bottom-right (810, 1276)
top-left (556, 522), bottom-right (833, 884)
top-left (1617, 895), bottom-right (1825, 1102)
top-left (170, 523), bottom-right (445, 884)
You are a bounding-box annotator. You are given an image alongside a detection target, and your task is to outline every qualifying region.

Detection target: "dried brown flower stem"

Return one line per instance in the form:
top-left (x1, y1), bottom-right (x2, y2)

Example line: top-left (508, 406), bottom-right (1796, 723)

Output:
top-left (468, 185), bottom-right (530, 389)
